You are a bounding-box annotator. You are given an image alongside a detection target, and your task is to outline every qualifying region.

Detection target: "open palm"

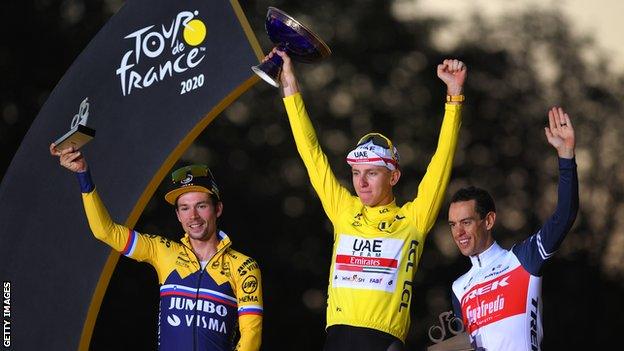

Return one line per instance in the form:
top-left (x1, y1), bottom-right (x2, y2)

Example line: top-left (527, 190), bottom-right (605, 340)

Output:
top-left (544, 107), bottom-right (575, 158)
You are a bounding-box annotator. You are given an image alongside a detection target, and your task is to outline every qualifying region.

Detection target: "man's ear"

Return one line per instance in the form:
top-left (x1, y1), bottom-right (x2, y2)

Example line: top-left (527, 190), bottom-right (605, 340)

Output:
top-left (215, 201), bottom-right (223, 218)
top-left (175, 207), bottom-right (182, 223)
top-left (390, 169), bottom-right (401, 186)
top-left (485, 211), bottom-right (496, 231)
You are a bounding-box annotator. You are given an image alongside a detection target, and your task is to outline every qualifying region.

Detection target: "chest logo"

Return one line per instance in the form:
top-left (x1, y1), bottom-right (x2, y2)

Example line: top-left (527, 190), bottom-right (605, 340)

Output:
top-left (332, 235), bottom-right (404, 292)
top-left (460, 266), bottom-right (530, 333)
top-left (242, 275), bottom-right (258, 294)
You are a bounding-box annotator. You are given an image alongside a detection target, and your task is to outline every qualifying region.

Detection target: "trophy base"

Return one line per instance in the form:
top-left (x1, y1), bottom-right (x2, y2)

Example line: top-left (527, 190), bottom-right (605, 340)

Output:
top-left (54, 124), bottom-right (96, 150)
top-left (252, 60), bottom-right (281, 87)
top-left (427, 333), bottom-right (474, 351)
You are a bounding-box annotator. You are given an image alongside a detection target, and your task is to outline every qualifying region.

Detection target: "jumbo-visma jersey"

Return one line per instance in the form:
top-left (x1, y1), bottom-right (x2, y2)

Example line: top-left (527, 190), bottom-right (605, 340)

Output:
top-left (81, 188), bottom-right (262, 351)
top-left (283, 93), bottom-right (461, 342)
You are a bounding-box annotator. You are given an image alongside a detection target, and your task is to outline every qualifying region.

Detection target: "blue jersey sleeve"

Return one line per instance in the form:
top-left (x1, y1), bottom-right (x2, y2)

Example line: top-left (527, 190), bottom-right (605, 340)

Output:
top-left (512, 157), bottom-right (579, 276)
top-left (452, 292), bottom-right (463, 321)
top-left (76, 169), bottom-right (95, 193)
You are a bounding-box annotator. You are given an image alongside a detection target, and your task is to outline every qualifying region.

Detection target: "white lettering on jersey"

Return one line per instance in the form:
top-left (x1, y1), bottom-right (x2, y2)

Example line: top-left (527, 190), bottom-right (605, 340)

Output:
top-left (332, 235), bottom-right (403, 292)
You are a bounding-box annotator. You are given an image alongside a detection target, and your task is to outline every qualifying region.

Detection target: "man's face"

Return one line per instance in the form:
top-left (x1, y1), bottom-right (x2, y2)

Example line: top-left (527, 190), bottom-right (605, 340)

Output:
top-left (351, 164), bottom-right (400, 207)
top-left (175, 191), bottom-right (222, 242)
top-left (448, 200), bottom-right (495, 257)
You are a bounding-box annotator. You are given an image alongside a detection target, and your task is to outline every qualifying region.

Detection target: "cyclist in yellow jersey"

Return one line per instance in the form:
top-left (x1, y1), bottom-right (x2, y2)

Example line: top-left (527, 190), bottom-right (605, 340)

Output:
top-left (264, 48), bottom-right (466, 350)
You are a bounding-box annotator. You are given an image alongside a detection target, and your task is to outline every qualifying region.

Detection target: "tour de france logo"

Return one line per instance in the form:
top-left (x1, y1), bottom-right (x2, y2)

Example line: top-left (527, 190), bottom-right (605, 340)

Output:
top-left (182, 18), bottom-right (206, 46)
top-left (116, 10), bottom-right (208, 97)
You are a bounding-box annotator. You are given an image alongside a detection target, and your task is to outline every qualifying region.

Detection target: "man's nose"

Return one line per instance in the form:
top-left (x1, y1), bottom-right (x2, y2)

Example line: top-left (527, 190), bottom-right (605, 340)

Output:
top-left (359, 176), bottom-right (368, 187)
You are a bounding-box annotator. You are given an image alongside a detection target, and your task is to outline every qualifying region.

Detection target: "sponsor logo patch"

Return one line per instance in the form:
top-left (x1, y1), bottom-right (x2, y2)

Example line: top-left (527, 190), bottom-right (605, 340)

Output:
top-left (332, 235), bottom-right (403, 292)
top-left (242, 275), bottom-right (258, 294)
top-left (460, 266), bottom-right (530, 333)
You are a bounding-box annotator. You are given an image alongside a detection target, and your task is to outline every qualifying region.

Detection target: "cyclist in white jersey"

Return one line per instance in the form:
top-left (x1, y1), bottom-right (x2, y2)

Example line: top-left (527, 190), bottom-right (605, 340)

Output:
top-left (447, 107), bottom-right (579, 350)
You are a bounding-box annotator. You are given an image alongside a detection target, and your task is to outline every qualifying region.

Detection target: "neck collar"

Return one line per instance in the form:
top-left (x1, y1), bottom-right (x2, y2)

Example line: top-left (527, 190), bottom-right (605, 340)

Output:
top-left (469, 241), bottom-right (504, 268)
top-left (362, 199), bottom-right (398, 217)
top-left (182, 230), bottom-right (231, 258)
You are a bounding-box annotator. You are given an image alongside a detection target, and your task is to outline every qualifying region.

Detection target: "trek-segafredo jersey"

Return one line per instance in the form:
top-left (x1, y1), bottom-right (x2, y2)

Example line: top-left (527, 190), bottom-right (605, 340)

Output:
top-left (283, 93), bottom-right (462, 342)
top-left (451, 158), bottom-right (578, 351)
top-left (78, 172), bottom-right (262, 351)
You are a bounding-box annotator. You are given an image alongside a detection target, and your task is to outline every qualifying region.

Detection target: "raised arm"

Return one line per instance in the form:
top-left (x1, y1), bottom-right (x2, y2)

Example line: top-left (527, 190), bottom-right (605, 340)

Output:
top-left (408, 59), bottom-right (466, 234)
top-left (274, 48), bottom-right (300, 97)
top-left (513, 107), bottom-right (579, 275)
top-left (50, 142), bottom-right (88, 173)
top-left (267, 49), bottom-right (354, 223)
top-left (544, 107), bottom-right (575, 159)
top-left (438, 59), bottom-right (467, 104)
top-left (50, 143), bottom-right (161, 268)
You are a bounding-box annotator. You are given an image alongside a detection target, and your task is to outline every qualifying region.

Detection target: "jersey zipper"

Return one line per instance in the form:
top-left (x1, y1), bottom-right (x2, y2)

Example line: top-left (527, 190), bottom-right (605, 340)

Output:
top-left (471, 255), bottom-right (485, 349)
top-left (182, 245), bottom-right (204, 351)
top-left (193, 266), bottom-right (204, 351)
top-left (183, 238), bottom-right (228, 351)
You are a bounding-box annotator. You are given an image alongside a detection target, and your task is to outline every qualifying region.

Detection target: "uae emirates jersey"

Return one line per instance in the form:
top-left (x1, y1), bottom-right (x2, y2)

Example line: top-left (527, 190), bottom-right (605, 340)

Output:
top-left (283, 93), bottom-right (462, 342)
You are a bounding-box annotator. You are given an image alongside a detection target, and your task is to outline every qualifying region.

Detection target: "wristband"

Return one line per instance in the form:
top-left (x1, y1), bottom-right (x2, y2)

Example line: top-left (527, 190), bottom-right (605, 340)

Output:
top-left (446, 94), bottom-right (465, 103)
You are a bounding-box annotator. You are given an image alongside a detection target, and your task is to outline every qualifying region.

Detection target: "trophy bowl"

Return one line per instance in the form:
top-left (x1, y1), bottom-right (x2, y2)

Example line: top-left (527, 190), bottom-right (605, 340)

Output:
top-left (252, 7), bottom-right (331, 87)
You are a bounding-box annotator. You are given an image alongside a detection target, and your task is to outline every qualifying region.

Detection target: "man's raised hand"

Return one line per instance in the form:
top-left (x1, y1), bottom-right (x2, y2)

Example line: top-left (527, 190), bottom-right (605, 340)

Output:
top-left (544, 107), bottom-right (575, 159)
top-left (49, 143), bottom-right (88, 173)
top-left (437, 59), bottom-right (467, 96)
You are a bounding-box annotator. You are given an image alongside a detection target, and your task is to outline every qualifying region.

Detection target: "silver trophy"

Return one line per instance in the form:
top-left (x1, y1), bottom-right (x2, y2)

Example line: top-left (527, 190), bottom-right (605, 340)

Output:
top-left (53, 97), bottom-right (95, 150)
top-left (427, 311), bottom-right (474, 351)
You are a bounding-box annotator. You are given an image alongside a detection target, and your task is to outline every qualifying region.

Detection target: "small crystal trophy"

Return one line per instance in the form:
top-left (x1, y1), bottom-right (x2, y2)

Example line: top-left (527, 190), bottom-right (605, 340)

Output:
top-left (427, 311), bottom-right (475, 351)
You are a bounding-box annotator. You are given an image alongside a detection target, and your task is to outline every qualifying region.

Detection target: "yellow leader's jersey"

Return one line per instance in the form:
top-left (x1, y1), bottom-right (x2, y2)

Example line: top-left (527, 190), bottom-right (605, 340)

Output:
top-left (81, 189), bottom-right (262, 351)
top-left (283, 93), bottom-right (461, 342)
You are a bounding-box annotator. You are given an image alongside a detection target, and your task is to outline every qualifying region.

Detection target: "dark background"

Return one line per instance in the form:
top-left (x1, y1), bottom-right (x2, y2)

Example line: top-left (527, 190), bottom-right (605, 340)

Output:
top-left (2, 0), bottom-right (623, 350)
